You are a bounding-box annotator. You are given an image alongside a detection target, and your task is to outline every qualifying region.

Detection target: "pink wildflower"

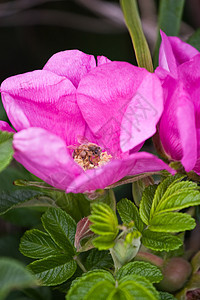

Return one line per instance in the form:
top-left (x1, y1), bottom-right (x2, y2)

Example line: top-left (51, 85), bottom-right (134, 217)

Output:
top-left (156, 31), bottom-right (200, 173)
top-left (0, 50), bottom-right (173, 193)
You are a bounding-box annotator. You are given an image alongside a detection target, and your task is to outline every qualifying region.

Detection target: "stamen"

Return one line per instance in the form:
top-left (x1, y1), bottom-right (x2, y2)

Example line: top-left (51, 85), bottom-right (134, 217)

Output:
top-left (72, 142), bottom-right (112, 170)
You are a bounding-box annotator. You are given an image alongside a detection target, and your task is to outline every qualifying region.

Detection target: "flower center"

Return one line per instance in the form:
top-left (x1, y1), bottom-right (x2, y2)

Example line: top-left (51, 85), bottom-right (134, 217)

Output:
top-left (72, 142), bottom-right (112, 170)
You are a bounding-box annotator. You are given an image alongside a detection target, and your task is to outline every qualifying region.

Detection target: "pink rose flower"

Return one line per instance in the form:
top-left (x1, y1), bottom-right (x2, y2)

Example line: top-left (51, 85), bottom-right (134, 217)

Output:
top-left (0, 50), bottom-right (172, 193)
top-left (156, 31), bottom-right (200, 174)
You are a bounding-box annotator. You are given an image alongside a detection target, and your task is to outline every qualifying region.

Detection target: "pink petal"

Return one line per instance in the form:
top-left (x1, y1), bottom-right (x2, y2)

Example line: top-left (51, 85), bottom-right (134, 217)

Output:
top-left (120, 72), bottom-right (163, 151)
top-left (193, 156), bottom-right (200, 175)
top-left (43, 50), bottom-right (96, 88)
top-left (177, 96), bottom-right (197, 171)
top-left (97, 55), bottom-right (112, 66)
top-left (1, 70), bottom-right (86, 145)
top-left (177, 54), bottom-right (200, 170)
top-left (77, 61), bottom-right (158, 156)
top-left (168, 36), bottom-right (199, 66)
top-left (66, 152), bottom-right (174, 193)
top-left (159, 80), bottom-right (197, 171)
top-left (158, 30), bottom-right (178, 78)
top-left (157, 31), bottom-right (199, 80)
top-left (0, 121), bottom-right (15, 133)
top-left (13, 127), bottom-right (83, 190)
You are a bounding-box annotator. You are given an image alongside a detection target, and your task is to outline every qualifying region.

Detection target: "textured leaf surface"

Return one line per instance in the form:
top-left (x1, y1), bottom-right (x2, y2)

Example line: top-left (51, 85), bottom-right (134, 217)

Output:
top-left (28, 255), bottom-right (76, 286)
top-left (117, 198), bottom-right (144, 232)
top-left (83, 281), bottom-right (115, 299)
top-left (66, 271), bottom-right (159, 300)
top-left (142, 229), bottom-right (182, 251)
top-left (149, 212), bottom-right (196, 232)
top-left (118, 275), bottom-right (159, 300)
top-left (92, 236), bottom-right (115, 251)
top-left (0, 188), bottom-right (46, 215)
top-left (159, 291), bottom-right (176, 300)
top-left (155, 185), bottom-right (200, 213)
top-left (116, 261), bottom-right (163, 283)
top-left (0, 257), bottom-right (36, 300)
top-left (82, 249), bottom-right (113, 271)
top-left (150, 175), bottom-right (183, 219)
top-left (0, 130), bottom-right (14, 173)
top-left (0, 165), bottom-right (52, 215)
top-left (90, 203), bottom-right (118, 236)
top-left (19, 229), bottom-right (62, 259)
top-left (56, 192), bottom-right (90, 222)
top-left (89, 203), bottom-right (118, 250)
top-left (41, 207), bottom-right (76, 255)
top-left (66, 270), bottom-right (114, 300)
top-left (139, 185), bottom-right (157, 225)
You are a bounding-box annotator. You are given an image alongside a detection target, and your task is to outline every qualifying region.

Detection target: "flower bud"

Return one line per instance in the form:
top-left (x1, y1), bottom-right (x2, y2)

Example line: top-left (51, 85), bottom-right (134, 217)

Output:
top-left (156, 257), bottom-right (192, 293)
top-left (110, 231), bottom-right (141, 271)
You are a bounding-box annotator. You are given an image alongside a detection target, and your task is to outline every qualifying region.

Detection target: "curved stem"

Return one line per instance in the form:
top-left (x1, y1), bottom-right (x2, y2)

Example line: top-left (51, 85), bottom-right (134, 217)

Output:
top-left (73, 255), bottom-right (87, 273)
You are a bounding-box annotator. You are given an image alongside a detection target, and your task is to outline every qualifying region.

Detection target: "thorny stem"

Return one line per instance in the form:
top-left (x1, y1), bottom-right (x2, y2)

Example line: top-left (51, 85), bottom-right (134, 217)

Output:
top-left (73, 255), bottom-right (87, 273)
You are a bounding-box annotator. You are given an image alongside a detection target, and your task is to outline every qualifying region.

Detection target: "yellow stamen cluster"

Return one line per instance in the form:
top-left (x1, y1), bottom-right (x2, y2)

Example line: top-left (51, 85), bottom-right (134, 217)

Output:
top-left (73, 142), bottom-right (112, 170)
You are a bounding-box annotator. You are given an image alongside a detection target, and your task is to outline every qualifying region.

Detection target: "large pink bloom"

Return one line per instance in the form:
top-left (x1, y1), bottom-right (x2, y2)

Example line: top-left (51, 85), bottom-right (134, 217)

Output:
top-left (0, 50), bottom-right (172, 193)
top-left (156, 31), bottom-right (200, 174)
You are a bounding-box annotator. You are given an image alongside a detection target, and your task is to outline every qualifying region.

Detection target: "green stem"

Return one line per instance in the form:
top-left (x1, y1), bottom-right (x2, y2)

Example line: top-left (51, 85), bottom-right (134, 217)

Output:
top-left (74, 255), bottom-right (87, 273)
top-left (120, 0), bottom-right (153, 72)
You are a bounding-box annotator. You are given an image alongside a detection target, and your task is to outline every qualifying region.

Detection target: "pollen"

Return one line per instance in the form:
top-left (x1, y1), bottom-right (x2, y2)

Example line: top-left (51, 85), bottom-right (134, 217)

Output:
top-left (73, 142), bottom-right (112, 170)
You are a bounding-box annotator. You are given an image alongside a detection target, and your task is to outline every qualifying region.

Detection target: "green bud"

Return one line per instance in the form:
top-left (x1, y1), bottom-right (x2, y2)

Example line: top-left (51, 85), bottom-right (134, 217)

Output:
top-left (110, 231), bottom-right (141, 271)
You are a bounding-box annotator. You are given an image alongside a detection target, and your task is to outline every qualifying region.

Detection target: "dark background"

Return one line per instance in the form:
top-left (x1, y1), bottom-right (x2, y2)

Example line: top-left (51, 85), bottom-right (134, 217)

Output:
top-left (0, 0), bottom-right (199, 84)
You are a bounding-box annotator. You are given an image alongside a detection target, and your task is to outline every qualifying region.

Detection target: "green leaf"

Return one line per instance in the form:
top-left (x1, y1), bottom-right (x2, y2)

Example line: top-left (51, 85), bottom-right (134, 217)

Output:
top-left (120, 0), bottom-right (153, 72)
top-left (159, 291), bottom-right (176, 300)
top-left (27, 254), bottom-right (77, 286)
top-left (155, 183), bottom-right (200, 214)
top-left (0, 257), bottom-right (36, 300)
top-left (117, 198), bottom-right (144, 232)
top-left (66, 270), bottom-right (115, 300)
top-left (139, 185), bottom-right (157, 225)
top-left (118, 275), bottom-right (159, 300)
top-left (132, 179), bottom-right (146, 206)
top-left (116, 261), bottom-right (163, 283)
top-left (55, 192), bottom-right (90, 222)
top-left (142, 229), bottom-right (182, 251)
top-left (19, 229), bottom-right (63, 259)
top-left (2, 207), bottom-right (43, 227)
top-left (93, 189), bottom-right (116, 212)
top-left (81, 281), bottom-right (115, 299)
top-left (89, 203), bottom-right (119, 250)
top-left (0, 165), bottom-right (53, 215)
top-left (92, 236), bottom-right (116, 251)
top-left (0, 189), bottom-right (49, 215)
top-left (81, 249), bottom-right (113, 271)
top-left (41, 207), bottom-right (76, 255)
top-left (187, 29), bottom-right (200, 51)
top-left (67, 271), bottom-right (159, 300)
top-left (153, 0), bottom-right (185, 67)
top-left (150, 175), bottom-right (184, 219)
top-left (0, 130), bottom-right (14, 173)
top-left (149, 212), bottom-right (196, 232)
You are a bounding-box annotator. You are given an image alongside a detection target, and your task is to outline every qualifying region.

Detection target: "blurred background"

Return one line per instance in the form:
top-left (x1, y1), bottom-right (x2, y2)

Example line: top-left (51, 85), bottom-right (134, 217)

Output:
top-left (0, 0), bottom-right (199, 85)
top-left (0, 2), bottom-right (200, 299)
